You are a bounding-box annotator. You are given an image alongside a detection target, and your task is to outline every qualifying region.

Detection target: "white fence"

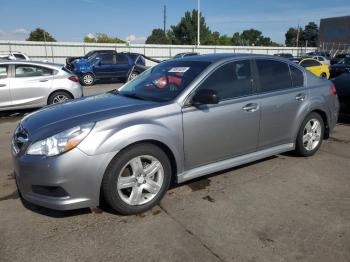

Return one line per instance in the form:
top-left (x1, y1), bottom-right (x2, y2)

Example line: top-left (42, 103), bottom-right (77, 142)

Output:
top-left (0, 40), bottom-right (317, 65)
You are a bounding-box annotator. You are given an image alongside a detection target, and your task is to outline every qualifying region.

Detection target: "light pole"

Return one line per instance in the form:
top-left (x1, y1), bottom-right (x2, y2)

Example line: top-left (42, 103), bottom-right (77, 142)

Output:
top-left (197, 0), bottom-right (200, 46)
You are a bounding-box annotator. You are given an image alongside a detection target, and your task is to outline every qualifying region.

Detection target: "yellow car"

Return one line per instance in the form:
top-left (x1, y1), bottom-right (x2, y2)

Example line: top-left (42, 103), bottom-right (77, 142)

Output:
top-left (299, 58), bottom-right (330, 79)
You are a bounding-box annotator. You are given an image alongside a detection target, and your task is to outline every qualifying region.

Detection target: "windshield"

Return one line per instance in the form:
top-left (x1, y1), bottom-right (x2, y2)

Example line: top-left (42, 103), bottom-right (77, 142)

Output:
top-left (84, 51), bottom-right (95, 58)
top-left (119, 60), bottom-right (211, 102)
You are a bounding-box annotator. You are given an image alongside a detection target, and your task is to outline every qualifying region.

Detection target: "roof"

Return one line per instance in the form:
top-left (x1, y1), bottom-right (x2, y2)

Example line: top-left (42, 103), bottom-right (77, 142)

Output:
top-left (0, 60), bottom-right (64, 68)
top-left (176, 53), bottom-right (282, 63)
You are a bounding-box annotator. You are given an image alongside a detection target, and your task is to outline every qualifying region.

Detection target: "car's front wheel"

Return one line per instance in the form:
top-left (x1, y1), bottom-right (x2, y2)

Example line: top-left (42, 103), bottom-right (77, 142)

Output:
top-left (101, 144), bottom-right (172, 215)
top-left (81, 73), bottom-right (95, 86)
top-left (295, 112), bottom-right (324, 157)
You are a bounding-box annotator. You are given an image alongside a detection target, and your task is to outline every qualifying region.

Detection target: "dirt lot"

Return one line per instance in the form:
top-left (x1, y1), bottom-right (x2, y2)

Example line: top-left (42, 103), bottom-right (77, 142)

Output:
top-left (0, 84), bottom-right (349, 262)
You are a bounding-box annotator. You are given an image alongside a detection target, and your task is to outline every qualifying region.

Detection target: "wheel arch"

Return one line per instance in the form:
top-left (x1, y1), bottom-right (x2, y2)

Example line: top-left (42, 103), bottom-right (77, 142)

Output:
top-left (296, 108), bottom-right (330, 140)
top-left (311, 109), bottom-right (330, 139)
top-left (117, 139), bottom-right (178, 183)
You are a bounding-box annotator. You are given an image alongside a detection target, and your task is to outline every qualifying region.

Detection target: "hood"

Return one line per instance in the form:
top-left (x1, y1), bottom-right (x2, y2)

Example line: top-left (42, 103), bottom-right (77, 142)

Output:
top-left (21, 92), bottom-right (160, 141)
top-left (73, 58), bottom-right (91, 67)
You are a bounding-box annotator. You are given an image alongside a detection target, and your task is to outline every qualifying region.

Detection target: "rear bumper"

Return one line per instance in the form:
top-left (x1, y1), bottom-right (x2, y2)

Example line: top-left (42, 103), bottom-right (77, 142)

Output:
top-left (12, 147), bottom-right (115, 211)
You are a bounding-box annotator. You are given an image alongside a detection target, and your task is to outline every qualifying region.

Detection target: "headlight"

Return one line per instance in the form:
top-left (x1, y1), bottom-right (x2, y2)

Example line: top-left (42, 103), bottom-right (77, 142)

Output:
top-left (27, 123), bottom-right (95, 156)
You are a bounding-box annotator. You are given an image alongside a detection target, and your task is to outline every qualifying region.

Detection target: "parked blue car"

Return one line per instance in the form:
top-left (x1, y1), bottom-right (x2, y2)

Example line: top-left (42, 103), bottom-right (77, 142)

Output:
top-left (69, 52), bottom-right (148, 86)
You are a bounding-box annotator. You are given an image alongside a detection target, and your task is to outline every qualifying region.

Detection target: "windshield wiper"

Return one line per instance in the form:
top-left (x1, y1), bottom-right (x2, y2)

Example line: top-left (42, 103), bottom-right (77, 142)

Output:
top-left (119, 92), bottom-right (148, 101)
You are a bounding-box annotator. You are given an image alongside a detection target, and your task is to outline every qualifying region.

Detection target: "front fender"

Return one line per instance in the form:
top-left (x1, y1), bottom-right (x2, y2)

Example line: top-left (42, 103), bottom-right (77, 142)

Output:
top-left (78, 112), bottom-right (184, 173)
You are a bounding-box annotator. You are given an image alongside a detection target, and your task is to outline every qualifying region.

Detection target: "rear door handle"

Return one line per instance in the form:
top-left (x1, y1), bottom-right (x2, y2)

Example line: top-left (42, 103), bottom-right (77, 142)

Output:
top-left (242, 103), bottom-right (259, 112)
top-left (295, 93), bottom-right (306, 102)
top-left (39, 79), bottom-right (49, 82)
top-left (0, 84), bottom-right (6, 87)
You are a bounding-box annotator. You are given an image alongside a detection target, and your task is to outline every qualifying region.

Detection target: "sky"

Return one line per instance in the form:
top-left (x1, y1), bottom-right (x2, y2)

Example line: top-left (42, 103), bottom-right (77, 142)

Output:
top-left (1, 0), bottom-right (350, 44)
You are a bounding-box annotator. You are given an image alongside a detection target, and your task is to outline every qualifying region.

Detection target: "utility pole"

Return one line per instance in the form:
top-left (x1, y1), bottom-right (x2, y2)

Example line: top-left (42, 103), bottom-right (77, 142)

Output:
top-left (163, 5), bottom-right (166, 33)
top-left (197, 0), bottom-right (200, 46)
top-left (296, 24), bottom-right (300, 56)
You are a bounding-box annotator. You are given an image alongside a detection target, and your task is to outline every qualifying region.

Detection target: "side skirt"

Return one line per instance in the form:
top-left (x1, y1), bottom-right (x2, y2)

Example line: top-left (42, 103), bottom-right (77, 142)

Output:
top-left (177, 143), bottom-right (295, 183)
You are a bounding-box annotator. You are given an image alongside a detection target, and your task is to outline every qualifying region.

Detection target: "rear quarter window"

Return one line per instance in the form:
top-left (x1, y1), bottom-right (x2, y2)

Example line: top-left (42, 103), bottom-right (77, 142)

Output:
top-left (289, 65), bottom-right (304, 87)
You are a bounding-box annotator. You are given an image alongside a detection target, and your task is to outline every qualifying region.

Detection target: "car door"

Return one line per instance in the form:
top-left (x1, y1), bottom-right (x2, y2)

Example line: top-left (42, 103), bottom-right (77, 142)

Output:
top-left (111, 54), bottom-right (131, 78)
top-left (182, 59), bottom-right (260, 170)
top-left (93, 54), bottom-right (115, 78)
top-left (0, 64), bottom-right (12, 108)
top-left (10, 64), bottom-right (54, 107)
top-left (254, 58), bottom-right (307, 149)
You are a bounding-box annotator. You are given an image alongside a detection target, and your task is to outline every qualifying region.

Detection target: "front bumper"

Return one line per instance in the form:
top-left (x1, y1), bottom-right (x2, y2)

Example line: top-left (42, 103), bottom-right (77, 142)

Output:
top-left (12, 147), bottom-right (115, 211)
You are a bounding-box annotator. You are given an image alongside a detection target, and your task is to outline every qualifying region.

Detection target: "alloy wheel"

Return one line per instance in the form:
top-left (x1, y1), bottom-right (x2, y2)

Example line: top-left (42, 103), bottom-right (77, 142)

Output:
top-left (52, 94), bottom-right (69, 104)
top-left (302, 118), bottom-right (322, 151)
top-left (83, 74), bottom-right (93, 85)
top-left (117, 155), bottom-right (164, 206)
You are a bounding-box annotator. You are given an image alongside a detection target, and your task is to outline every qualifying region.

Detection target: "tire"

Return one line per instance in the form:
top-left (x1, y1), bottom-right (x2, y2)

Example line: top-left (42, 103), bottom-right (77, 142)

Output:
top-left (295, 112), bottom-right (324, 157)
top-left (81, 73), bottom-right (95, 86)
top-left (320, 72), bottom-right (327, 79)
top-left (48, 91), bottom-right (72, 105)
top-left (101, 143), bottom-right (172, 215)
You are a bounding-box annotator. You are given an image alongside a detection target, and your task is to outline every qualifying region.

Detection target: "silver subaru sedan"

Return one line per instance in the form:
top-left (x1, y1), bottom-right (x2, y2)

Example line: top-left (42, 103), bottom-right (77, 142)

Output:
top-left (0, 61), bottom-right (83, 110)
top-left (11, 54), bottom-right (339, 215)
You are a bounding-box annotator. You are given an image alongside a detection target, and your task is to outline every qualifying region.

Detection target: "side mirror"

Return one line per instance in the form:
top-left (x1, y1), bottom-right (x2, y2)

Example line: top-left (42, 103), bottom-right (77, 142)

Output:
top-left (191, 89), bottom-right (219, 105)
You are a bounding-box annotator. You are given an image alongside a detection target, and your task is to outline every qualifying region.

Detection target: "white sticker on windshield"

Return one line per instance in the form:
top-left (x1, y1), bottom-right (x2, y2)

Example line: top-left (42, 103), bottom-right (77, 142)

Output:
top-left (168, 67), bottom-right (190, 73)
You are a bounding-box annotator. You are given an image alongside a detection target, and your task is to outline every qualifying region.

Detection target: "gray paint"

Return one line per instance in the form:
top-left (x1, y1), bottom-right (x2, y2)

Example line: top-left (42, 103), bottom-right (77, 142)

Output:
top-left (11, 54), bottom-right (339, 210)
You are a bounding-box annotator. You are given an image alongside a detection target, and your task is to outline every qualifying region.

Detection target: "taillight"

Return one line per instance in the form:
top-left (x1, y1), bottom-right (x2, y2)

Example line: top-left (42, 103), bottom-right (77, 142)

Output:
top-left (68, 76), bottom-right (79, 83)
top-left (329, 85), bottom-right (337, 95)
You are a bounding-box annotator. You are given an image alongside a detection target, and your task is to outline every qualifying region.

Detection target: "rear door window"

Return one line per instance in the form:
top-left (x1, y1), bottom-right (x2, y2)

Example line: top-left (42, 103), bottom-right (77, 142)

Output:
top-left (116, 54), bottom-right (129, 64)
top-left (15, 65), bottom-right (53, 77)
top-left (256, 59), bottom-right (292, 92)
top-left (289, 65), bottom-right (304, 87)
top-left (198, 60), bottom-right (253, 101)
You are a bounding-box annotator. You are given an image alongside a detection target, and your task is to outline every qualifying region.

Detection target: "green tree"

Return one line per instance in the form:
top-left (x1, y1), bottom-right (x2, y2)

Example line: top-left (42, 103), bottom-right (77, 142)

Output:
top-left (145, 29), bottom-right (170, 44)
top-left (241, 29), bottom-right (262, 45)
top-left (285, 27), bottom-right (302, 47)
top-left (84, 33), bottom-right (125, 43)
top-left (219, 35), bottom-right (232, 46)
top-left (302, 22), bottom-right (318, 47)
top-left (231, 32), bottom-right (245, 46)
top-left (26, 28), bottom-right (56, 42)
top-left (171, 9), bottom-right (212, 45)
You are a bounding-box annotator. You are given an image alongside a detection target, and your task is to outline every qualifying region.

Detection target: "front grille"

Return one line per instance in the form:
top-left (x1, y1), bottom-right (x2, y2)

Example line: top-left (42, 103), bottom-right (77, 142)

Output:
top-left (12, 124), bottom-right (29, 154)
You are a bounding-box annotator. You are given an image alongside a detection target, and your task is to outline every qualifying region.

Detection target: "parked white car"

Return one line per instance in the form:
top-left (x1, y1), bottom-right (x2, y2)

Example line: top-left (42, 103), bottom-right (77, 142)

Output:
top-left (0, 51), bottom-right (30, 61)
top-left (312, 56), bottom-right (330, 67)
top-left (0, 61), bottom-right (83, 110)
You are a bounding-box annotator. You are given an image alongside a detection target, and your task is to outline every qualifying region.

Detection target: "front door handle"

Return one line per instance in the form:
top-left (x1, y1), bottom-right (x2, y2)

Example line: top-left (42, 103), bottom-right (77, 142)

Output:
top-left (0, 84), bottom-right (6, 87)
top-left (295, 93), bottom-right (306, 102)
top-left (242, 103), bottom-right (259, 112)
top-left (39, 79), bottom-right (49, 82)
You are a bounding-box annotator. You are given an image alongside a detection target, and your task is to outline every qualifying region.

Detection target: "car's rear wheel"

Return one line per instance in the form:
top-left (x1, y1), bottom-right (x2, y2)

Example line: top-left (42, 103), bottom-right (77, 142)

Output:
top-left (295, 112), bottom-right (324, 157)
top-left (48, 91), bottom-right (72, 105)
top-left (101, 144), bottom-right (171, 215)
top-left (81, 73), bottom-right (95, 86)
top-left (320, 72), bottom-right (327, 78)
